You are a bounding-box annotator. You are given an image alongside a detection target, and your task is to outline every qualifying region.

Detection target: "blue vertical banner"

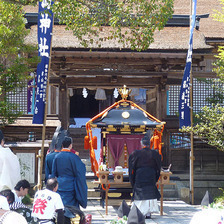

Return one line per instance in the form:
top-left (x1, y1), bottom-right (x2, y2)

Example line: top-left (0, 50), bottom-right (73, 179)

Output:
top-left (33, 0), bottom-right (54, 124)
top-left (179, 0), bottom-right (197, 128)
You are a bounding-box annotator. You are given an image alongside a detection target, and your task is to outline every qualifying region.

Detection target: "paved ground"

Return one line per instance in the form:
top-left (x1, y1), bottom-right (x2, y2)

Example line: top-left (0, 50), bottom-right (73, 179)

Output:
top-left (81, 200), bottom-right (201, 224)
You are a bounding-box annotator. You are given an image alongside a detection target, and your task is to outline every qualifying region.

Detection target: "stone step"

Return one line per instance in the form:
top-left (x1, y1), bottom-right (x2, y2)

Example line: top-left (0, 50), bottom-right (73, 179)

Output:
top-left (87, 186), bottom-right (179, 201)
top-left (88, 189), bottom-right (101, 198)
top-left (87, 181), bottom-right (99, 188)
top-left (82, 159), bottom-right (93, 172)
top-left (82, 159), bottom-right (92, 166)
top-left (159, 184), bottom-right (176, 190)
top-left (86, 166), bottom-right (92, 172)
top-left (87, 191), bottom-right (179, 201)
top-left (161, 188), bottom-right (178, 198)
top-left (85, 170), bottom-right (180, 201)
top-left (85, 171), bottom-right (180, 201)
top-left (87, 196), bottom-right (101, 200)
top-left (107, 199), bottom-right (132, 207)
top-left (163, 197), bottom-right (180, 201)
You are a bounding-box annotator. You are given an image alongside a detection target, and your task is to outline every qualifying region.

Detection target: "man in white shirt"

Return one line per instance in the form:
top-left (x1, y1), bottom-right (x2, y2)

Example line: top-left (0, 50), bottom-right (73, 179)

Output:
top-left (12, 179), bottom-right (30, 203)
top-left (32, 178), bottom-right (64, 224)
top-left (0, 130), bottom-right (21, 191)
top-left (11, 179), bottom-right (30, 210)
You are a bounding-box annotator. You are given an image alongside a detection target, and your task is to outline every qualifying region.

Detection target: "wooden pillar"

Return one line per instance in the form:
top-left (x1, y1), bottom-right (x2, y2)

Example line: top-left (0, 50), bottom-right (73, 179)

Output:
top-left (49, 85), bottom-right (59, 114)
top-left (156, 77), bottom-right (168, 166)
top-left (156, 76), bottom-right (167, 120)
top-left (59, 77), bottom-right (70, 129)
top-left (146, 87), bottom-right (157, 117)
top-left (102, 132), bottom-right (107, 165)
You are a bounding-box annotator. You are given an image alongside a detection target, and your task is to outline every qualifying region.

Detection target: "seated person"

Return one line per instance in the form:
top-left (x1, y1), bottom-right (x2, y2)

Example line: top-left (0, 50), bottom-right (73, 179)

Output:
top-left (0, 189), bottom-right (31, 223)
top-left (12, 179), bottom-right (30, 204)
top-left (32, 178), bottom-right (64, 224)
top-left (10, 179), bottom-right (30, 210)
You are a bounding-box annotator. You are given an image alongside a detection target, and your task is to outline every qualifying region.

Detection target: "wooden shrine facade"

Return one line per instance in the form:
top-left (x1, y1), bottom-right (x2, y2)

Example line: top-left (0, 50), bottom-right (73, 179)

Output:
top-left (18, 0), bottom-right (224, 174)
top-left (47, 48), bottom-right (224, 174)
top-left (49, 49), bottom-right (216, 128)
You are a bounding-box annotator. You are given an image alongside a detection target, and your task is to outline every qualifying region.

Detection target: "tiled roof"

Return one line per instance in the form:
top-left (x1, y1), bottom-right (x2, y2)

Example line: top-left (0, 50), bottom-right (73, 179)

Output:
top-left (174, 0), bottom-right (224, 39)
top-left (24, 0), bottom-right (224, 50)
top-left (25, 25), bottom-right (211, 50)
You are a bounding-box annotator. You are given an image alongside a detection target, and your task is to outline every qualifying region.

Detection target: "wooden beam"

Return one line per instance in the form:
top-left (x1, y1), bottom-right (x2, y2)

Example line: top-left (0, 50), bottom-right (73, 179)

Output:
top-left (192, 71), bottom-right (216, 78)
top-left (51, 57), bottom-right (187, 65)
top-left (49, 76), bottom-right (162, 88)
top-left (49, 70), bottom-right (216, 88)
top-left (52, 50), bottom-right (211, 59)
top-left (50, 70), bottom-right (215, 78)
top-left (56, 70), bottom-right (165, 76)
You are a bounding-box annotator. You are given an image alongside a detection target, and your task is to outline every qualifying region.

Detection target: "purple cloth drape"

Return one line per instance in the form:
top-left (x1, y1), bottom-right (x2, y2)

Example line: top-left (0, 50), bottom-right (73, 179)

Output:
top-left (125, 135), bottom-right (143, 155)
top-left (104, 134), bottom-right (144, 167)
top-left (107, 136), bottom-right (126, 166)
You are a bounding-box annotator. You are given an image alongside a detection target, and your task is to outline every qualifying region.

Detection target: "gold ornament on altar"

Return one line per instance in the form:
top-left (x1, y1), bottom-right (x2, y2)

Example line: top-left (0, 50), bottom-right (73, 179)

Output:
top-left (118, 85), bottom-right (132, 100)
top-left (122, 111), bottom-right (130, 119)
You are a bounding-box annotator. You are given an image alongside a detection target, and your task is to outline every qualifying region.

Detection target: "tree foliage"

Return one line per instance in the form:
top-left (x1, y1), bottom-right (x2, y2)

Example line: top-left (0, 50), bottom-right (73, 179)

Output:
top-left (0, 1), bottom-right (38, 126)
top-left (181, 52), bottom-right (224, 151)
top-left (11, 0), bottom-right (174, 51)
top-left (182, 105), bottom-right (224, 150)
top-left (213, 0), bottom-right (224, 23)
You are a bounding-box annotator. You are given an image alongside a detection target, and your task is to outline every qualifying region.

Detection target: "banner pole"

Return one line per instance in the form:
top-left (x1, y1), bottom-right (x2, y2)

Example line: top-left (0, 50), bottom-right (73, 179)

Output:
top-left (36, 12), bottom-right (54, 191)
top-left (189, 0), bottom-right (194, 205)
top-left (179, 0), bottom-right (196, 204)
top-left (37, 108), bottom-right (47, 190)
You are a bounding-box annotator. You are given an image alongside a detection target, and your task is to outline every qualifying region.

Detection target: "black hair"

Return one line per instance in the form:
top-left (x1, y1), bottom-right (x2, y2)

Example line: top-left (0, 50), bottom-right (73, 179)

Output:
top-left (62, 136), bottom-right (72, 148)
top-left (46, 178), bottom-right (58, 191)
top-left (0, 189), bottom-right (15, 204)
top-left (0, 130), bottom-right (4, 143)
top-left (141, 136), bottom-right (150, 146)
top-left (14, 179), bottom-right (30, 191)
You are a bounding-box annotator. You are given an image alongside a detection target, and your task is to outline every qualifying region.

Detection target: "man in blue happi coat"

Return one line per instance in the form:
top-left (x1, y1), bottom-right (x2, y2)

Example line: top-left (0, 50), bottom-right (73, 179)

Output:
top-left (51, 137), bottom-right (87, 208)
top-left (45, 149), bottom-right (60, 182)
top-left (45, 128), bottom-right (69, 182)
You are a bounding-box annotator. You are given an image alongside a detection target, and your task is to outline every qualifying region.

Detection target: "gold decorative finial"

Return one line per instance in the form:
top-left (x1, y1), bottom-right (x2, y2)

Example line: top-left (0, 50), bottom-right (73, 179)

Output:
top-left (118, 85), bottom-right (132, 100)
